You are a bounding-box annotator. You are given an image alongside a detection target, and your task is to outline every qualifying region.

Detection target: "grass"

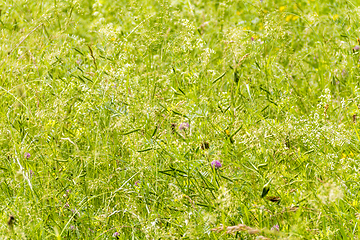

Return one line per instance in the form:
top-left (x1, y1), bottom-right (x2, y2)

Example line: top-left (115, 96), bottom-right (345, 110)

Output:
top-left (1, 0), bottom-right (360, 239)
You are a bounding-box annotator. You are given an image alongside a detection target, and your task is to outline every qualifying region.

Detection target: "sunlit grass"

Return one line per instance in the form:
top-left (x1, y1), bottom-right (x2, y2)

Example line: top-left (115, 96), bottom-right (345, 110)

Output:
top-left (1, 0), bottom-right (360, 239)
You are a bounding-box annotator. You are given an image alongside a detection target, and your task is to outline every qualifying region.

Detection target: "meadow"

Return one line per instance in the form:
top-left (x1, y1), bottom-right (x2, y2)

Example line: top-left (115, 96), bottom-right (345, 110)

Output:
top-left (1, 0), bottom-right (360, 239)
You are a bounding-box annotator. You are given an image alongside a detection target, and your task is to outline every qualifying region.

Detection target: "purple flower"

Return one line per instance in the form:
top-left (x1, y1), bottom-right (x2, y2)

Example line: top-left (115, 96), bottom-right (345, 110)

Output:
top-left (271, 224), bottom-right (279, 231)
top-left (113, 232), bottom-right (120, 237)
top-left (179, 122), bottom-right (189, 131)
top-left (251, 37), bottom-right (254, 41)
top-left (135, 180), bottom-right (140, 187)
top-left (211, 160), bottom-right (222, 169)
top-left (70, 225), bottom-right (75, 230)
top-left (64, 203), bottom-right (69, 208)
top-left (24, 152), bottom-right (31, 159)
top-left (354, 45), bottom-right (360, 51)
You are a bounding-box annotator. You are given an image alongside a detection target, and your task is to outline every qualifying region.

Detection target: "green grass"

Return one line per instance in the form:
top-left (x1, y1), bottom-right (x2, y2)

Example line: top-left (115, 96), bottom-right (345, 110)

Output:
top-left (1, 0), bottom-right (360, 239)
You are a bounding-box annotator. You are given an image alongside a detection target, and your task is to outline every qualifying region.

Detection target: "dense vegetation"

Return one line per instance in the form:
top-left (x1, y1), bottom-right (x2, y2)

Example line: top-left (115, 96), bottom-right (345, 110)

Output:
top-left (1, 0), bottom-right (360, 239)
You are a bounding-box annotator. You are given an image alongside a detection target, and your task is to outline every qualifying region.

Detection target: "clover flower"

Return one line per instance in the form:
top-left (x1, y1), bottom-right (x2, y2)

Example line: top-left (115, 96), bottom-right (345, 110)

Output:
top-left (25, 152), bottom-right (31, 159)
top-left (211, 160), bottom-right (222, 169)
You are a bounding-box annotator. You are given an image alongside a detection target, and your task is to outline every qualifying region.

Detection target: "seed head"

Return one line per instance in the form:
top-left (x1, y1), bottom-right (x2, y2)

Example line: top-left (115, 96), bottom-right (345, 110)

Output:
top-left (7, 215), bottom-right (15, 230)
top-left (201, 141), bottom-right (210, 150)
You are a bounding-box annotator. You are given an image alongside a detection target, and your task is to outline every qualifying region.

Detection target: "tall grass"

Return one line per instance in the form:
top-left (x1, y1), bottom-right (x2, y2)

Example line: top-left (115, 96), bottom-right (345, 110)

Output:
top-left (1, 0), bottom-right (360, 239)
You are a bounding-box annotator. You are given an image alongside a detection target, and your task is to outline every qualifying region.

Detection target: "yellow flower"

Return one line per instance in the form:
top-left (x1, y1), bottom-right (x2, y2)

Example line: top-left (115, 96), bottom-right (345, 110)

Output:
top-left (236, 11), bottom-right (240, 16)
top-left (279, 6), bottom-right (286, 12)
top-left (333, 14), bottom-right (339, 21)
top-left (292, 15), bottom-right (299, 21)
top-left (285, 15), bottom-right (292, 22)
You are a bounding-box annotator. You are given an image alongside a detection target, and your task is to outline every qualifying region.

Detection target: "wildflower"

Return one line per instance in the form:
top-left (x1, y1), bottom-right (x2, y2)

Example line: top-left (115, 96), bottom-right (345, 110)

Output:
top-left (113, 231), bottom-right (120, 238)
top-left (179, 122), bottom-right (189, 131)
top-left (63, 190), bottom-right (71, 198)
top-left (285, 15), bottom-right (292, 22)
top-left (24, 152), bottom-right (30, 159)
top-left (271, 224), bottom-right (279, 231)
top-left (70, 225), bottom-right (75, 230)
top-left (251, 37), bottom-right (254, 41)
top-left (316, 181), bottom-right (343, 205)
top-left (64, 203), bottom-right (69, 208)
top-left (135, 180), bottom-right (140, 187)
top-left (211, 160), bottom-right (222, 169)
top-left (353, 45), bottom-right (360, 51)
